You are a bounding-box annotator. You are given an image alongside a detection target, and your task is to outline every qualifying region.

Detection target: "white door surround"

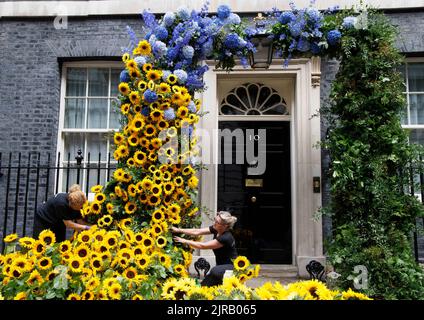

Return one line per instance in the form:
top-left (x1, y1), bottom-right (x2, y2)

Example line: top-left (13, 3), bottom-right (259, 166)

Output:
top-left (192, 58), bottom-right (324, 278)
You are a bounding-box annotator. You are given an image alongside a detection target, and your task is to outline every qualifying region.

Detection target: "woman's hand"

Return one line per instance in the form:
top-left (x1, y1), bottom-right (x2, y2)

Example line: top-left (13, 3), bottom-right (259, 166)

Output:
top-left (173, 236), bottom-right (186, 244)
top-left (171, 227), bottom-right (180, 233)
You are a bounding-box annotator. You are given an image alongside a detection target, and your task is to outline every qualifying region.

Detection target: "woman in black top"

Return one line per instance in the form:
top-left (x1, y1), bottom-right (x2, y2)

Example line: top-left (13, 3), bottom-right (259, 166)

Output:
top-left (33, 184), bottom-right (91, 242)
top-left (173, 211), bottom-right (238, 287)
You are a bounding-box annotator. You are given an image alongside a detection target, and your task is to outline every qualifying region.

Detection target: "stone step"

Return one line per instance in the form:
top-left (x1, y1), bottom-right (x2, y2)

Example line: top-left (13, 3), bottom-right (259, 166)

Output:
top-left (256, 265), bottom-right (299, 278)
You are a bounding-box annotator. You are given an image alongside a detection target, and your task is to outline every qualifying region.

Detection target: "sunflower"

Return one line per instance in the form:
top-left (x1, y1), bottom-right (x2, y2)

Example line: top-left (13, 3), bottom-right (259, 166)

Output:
top-left (124, 267), bottom-right (138, 281)
top-left (151, 224), bottom-right (164, 237)
top-left (128, 68), bottom-right (141, 79)
top-left (94, 193), bottom-right (106, 204)
top-left (174, 176), bottom-right (184, 187)
top-left (133, 245), bottom-right (145, 256)
top-left (124, 202), bottom-right (137, 215)
top-left (135, 254), bottom-right (151, 270)
top-left (84, 277), bottom-right (101, 292)
top-left (148, 153), bottom-right (158, 162)
top-left (105, 203), bottom-right (114, 215)
top-left (168, 203), bottom-right (181, 216)
top-left (37, 257), bottom-right (52, 270)
top-left (148, 194), bottom-right (161, 206)
top-left (142, 236), bottom-right (154, 250)
top-left (137, 40), bottom-right (151, 55)
top-left (187, 287), bottom-right (214, 300)
top-left (151, 138), bottom-right (163, 149)
top-left (151, 184), bottom-right (162, 197)
top-left (32, 240), bottom-right (46, 257)
top-left (182, 165), bottom-right (194, 176)
top-left (142, 62), bottom-right (153, 73)
top-left (14, 292), bottom-right (27, 300)
top-left (341, 288), bottom-right (372, 300)
top-left (133, 151), bottom-right (147, 165)
top-left (97, 290), bottom-right (109, 300)
top-left (108, 283), bottom-right (122, 300)
top-left (151, 210), bottom-right (164, 224)
top-left (173, 264), bottom-right (186, 275)
top-left (121, 103), bottom-right (130, 115)
top-left (146, 70), bottom-right (162, 82)
top-left (130, 115), bottom-right (145, 132)
top-left (75, 244), bottom-right (90, 259)
top-left (18, 237), bottom-right (35, 249)
top-left (161, 278), bottom-right (179, 298)
top-left (233, 256), bottom-right (250, 271)
top-left (144, 124), bottom-right (157, 137)
top-left (158, 253), bottom-right (172, 269)
top-left (132, 294), bottom-right (143, 300)
top-left (127, 157), bottom-right (136, 167)
top-left (129, 91), bottom-right (140, 104)
top-left (188, 207), bottom-right (199, 216)
top-left (177, 106), bottom-right (189, 118)
top-left (81, 290), bottom-right (95, 300)
top-left (4, 233), bottom-right (18, 243)
top-left (118, 82), bottom-right (130, 95)
top-left (167, 74), bottom-right (178, 85)
top-left (91, 184), bottom-right (103, 193)
top-left (128, 133), bottom-right (140, 147)
top-left (122, 52), bottom-right (130, 62)
top-left (188, 176), bottom-right (199, 189)
top-left (68, 256), bottom-right (84, 273)
top-left (59, 240), bottom-right (72, 254)
top-left (90, 201), bottom-right (102, 215)
top-left (150, 109), bottom-right (163, 122)
top-left (138, 80), bottom-right (148, 91)
top-left (156, 236), bottom-right (167, 248)
top-left (158, 82), bottom-right (171, 94)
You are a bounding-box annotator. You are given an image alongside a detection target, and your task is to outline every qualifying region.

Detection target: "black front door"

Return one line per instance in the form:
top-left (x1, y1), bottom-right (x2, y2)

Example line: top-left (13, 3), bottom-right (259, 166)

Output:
top-left (218, 121), bottom-right (291, 264)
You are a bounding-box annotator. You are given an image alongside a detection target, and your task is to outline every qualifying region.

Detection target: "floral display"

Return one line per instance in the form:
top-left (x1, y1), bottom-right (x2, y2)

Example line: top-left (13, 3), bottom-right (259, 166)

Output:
top-left (0, 2), bottom-right (374, 300)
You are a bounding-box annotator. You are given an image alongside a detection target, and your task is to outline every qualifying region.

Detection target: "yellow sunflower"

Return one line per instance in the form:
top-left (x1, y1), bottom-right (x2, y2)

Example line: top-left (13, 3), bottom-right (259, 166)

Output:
top-left (4, 233), bottom-right (18, 243)
top-left (144, 124), bottom-right (157, 137)
top-left (118, 82), bottom-right (130, 95)
top-left (18, 237), bottom-right (35, 249)
top-left (167, 74), bottom-right (178, 85)
top-left (37, 257), bottom-right (53, 270)
top-left (142, 63), bottom-right (153, 73)
top-left (137, 40), bottom-right (151, 55)
top-left (68, 256), bottom-right (84, 273)
top-left (94, 193), bottom-right (106, 204)
top-left (233, 256), bottom-right (250, 271)
top-left (108, 283), bottom-right (122, 300)
top-left (125, 202), bottom-right (137, 215)
top-left (32, 240), bottom-right (46, 257)
top-left (135, 254), bottom-right (151, 270)
top-left (156, 236), bottom-right (167, 248)
top-left (146, 69), bottom-right (162, 82)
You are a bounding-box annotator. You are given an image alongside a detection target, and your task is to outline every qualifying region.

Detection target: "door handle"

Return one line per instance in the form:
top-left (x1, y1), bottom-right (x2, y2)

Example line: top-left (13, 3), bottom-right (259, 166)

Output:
top-left (251, 196), bottom-right (257, 203)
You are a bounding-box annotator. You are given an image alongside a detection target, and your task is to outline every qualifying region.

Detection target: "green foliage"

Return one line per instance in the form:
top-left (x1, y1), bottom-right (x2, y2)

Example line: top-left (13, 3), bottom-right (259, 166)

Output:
top-left (321, 10), bottom-right (424, 299)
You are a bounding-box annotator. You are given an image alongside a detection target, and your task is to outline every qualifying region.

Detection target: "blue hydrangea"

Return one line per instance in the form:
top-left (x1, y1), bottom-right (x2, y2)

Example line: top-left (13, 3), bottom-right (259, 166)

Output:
top-left (224, 33), bottom-right (240, 49)
top-left (143, 89), bottom-right (158, 103)
top-left (217, 5), bottom-right (231, 20)
top-left (134, 56), bottom-right (147, 67)
top-left (311, 42), bottom-right (321, 55)
top-left (297, 38), bottom-right (310, 52)
top-left (182, 45), bottom-right (195, 59)
top-left (141, 107), bottom-right (150, 117)
top-left (278, 11), bottom-right (295, 24)
top-left (306, 8), bottom-right (322, 23)
top-left (174, 69), bottom-right (188, 84)
top-left (119, 70), bottom-right (130, 83)
top-left (177, 6), bottom-right (191, 20)
top-left (155, 26), bottom-right (168, 41)
top-left (163, 108), bottom-right (176, 121)
top-left (227, 13), bottom-right (241, 25)
top-left (201, 39), bottom-right (214, 57)
top-left (289, 22), bottom-right (303, 37)
top-left (342, 16), bottom-right (357, 29)
top-left (163, 12), bottom-right (175, 27)
top-left (327, 29), bottom-right (342, 46)
top-left (188, 101), bottom-right (197, 113)
top-left (153, 41), bottom-right (168, 58)
top-left (162, 70), bottom-right (172, 82)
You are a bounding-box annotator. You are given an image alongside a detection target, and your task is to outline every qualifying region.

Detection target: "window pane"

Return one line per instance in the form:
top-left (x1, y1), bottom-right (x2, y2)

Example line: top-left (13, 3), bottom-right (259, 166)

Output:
top-left (61, 164), bottom-right (80, 193)
top-left (87, 164), bottom-right (107, 189)
top-left (111, 68), bottom-right (121, 97)
top-left (409, 129), bottom-right (424, 145)
top-left (409, 94), bottom-right (424, 125)
top-left (63, 132), bottom-right (85, 161)
top-left (86, 133), bottom-right (108, 161)
top-left (64, 98), bottom-right (85, 128)
top-left (88, 68), bottom-right (109, 96)
top-left (87, 98), bottom-right (108, 128)
top-left (109, 98), bottom-right (121, 129)
top-left (408, 63), bottom-right (424, 92)
top-left (66, 68), bottom-right (86, 96)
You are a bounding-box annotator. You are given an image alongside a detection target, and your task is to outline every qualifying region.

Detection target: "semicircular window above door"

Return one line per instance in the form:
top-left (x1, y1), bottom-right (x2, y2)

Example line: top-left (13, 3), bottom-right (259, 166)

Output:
top-left (220, 83), bottom-right (290, 115)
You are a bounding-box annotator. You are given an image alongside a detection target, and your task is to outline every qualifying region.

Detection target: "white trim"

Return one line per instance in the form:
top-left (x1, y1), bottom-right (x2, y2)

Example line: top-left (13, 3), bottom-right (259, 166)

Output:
top-left (0, 0), bottom-right (422, 17)
top-left (57, 61), bottom-right (121, 192)
top-left (198, 58), bottom-right (323, 274)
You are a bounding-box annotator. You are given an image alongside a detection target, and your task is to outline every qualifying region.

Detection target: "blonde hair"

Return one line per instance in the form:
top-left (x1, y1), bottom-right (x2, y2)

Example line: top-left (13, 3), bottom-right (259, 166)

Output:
top-left (217, 211), bottom-right (237, 229)
top-left (68, 184), bottom-right (86, 209)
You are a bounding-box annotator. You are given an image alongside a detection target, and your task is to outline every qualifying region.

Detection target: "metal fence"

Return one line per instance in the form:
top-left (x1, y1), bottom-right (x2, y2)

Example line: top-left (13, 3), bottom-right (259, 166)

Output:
top-left (0, 151), bottom-right (117, 252)
top-left (0, 151), bottom-right (423, 262)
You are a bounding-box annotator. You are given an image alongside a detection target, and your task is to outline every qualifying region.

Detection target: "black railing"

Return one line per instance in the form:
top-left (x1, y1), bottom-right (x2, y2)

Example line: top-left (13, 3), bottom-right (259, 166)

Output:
top-left (0, 151), bottom-right (117, 252)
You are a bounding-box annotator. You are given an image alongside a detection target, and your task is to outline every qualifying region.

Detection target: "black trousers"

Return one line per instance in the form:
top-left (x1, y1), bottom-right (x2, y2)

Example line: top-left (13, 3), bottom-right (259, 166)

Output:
top-left (32, 214), bottom-right (66, 242)
top-left (201, 264), bottom-right (234, 287)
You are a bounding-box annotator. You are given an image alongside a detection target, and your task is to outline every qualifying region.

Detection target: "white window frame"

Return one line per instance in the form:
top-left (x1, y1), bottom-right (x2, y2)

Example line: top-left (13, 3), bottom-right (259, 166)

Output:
top-left (57, 61), bottom-right (124, 193)
top-left (402, 58), bottom-right (424, 130)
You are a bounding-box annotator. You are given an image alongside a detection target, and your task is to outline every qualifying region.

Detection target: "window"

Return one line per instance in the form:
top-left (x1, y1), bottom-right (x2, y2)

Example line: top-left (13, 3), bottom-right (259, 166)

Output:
top-left (58, 62), bottom-right (123, 192)
top-left (400, 60), bottom-right (424, 144)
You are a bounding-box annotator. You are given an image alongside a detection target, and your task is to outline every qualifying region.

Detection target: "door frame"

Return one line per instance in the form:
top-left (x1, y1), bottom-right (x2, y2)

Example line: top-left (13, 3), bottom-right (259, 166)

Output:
top-left (196, 58), bottom-right (325, 277)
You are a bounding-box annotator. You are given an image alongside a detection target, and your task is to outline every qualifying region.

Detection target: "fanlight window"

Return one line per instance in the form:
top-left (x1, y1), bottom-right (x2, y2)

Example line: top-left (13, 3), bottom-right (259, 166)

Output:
top-left (220, 83), bottom-right (289, 115)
